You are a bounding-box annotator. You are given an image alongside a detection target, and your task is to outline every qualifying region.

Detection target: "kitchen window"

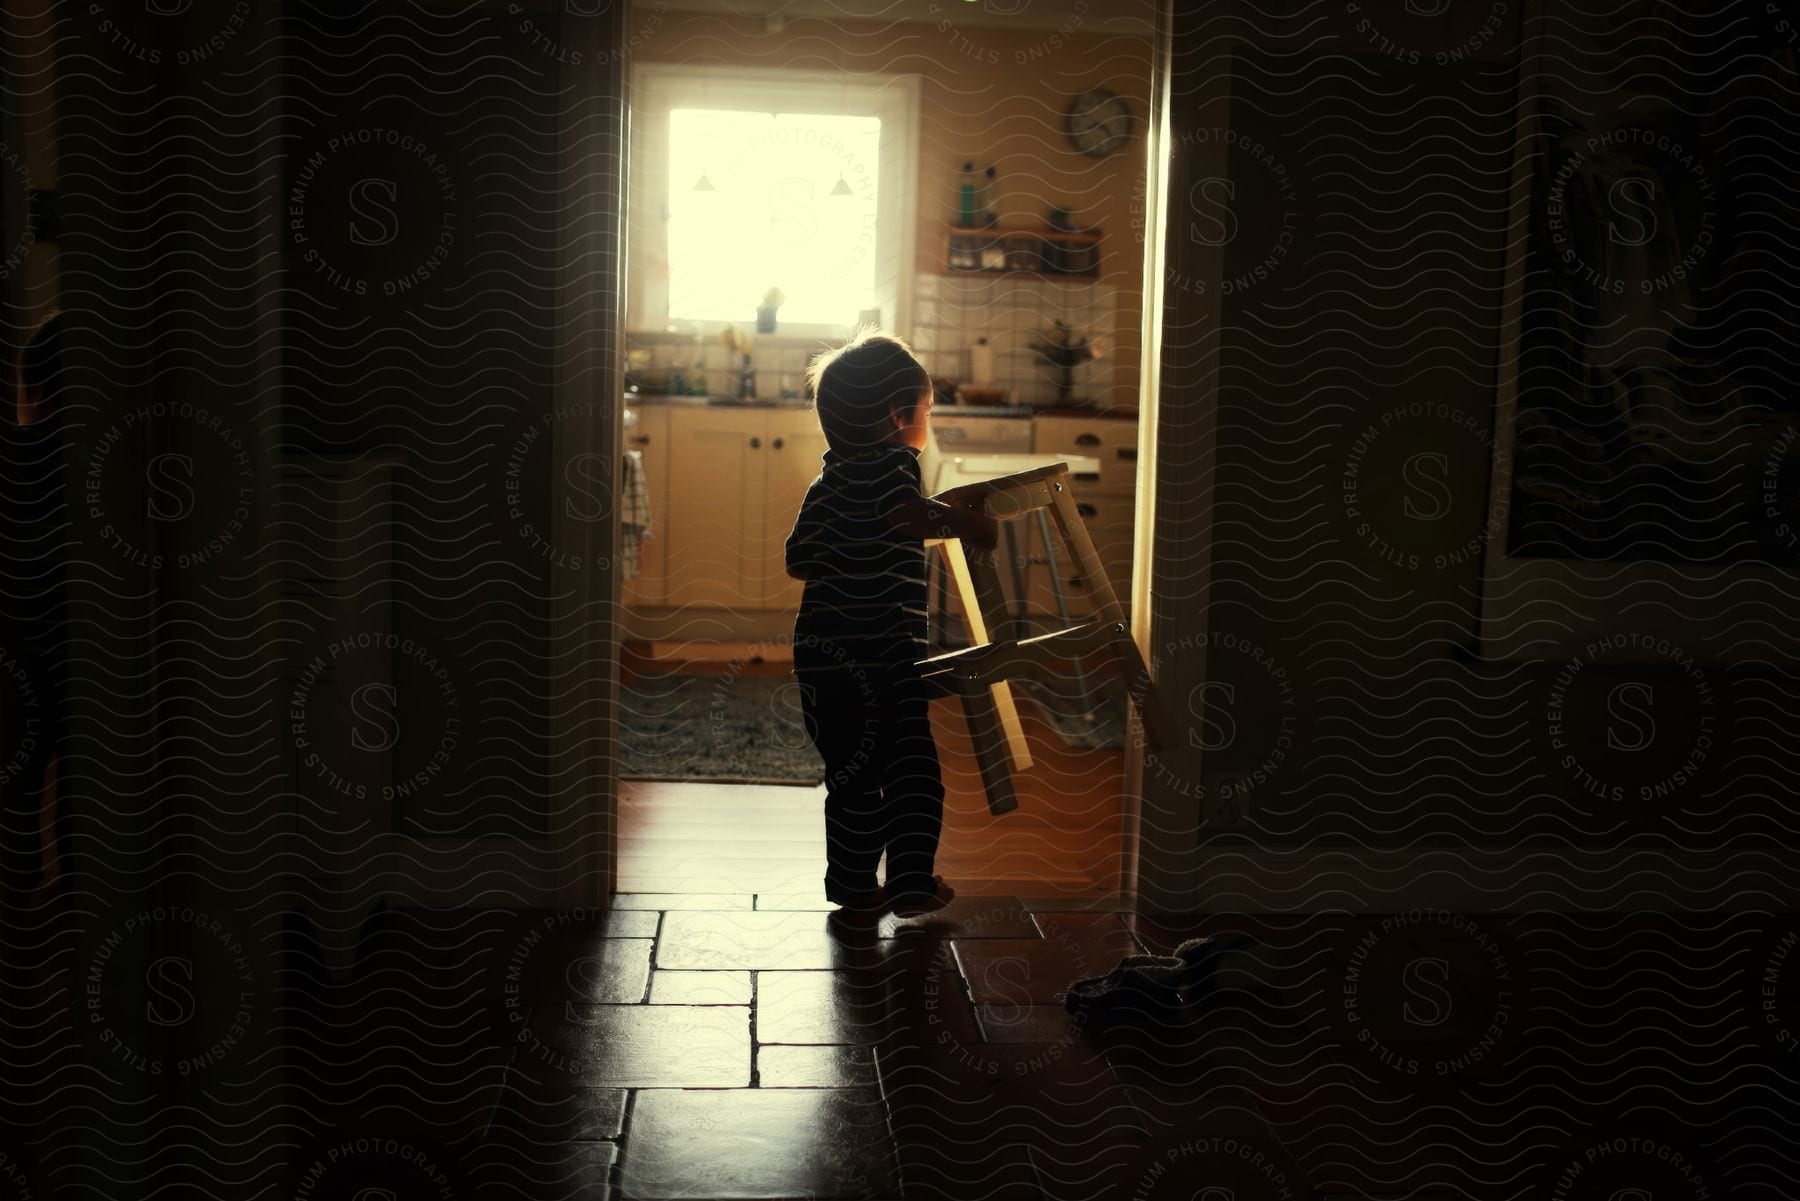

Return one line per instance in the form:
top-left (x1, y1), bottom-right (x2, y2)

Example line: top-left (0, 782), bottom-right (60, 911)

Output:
top-left (629, 64), bottom-right (920, 338)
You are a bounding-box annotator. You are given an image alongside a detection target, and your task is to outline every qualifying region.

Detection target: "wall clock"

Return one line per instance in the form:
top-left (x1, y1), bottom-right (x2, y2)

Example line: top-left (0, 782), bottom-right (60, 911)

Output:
top-left (1065, 88), bottom-right (1132, 158)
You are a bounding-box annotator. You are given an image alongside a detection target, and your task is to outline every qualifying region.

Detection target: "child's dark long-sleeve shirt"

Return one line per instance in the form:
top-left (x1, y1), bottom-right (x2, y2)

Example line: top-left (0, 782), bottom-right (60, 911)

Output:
top-left (785, 443), bottom-right (929, 671)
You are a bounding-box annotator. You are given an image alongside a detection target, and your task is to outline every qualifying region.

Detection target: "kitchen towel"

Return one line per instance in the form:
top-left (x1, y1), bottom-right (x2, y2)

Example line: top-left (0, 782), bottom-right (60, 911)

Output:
top-left (620, 448), bottom-right (650, 580)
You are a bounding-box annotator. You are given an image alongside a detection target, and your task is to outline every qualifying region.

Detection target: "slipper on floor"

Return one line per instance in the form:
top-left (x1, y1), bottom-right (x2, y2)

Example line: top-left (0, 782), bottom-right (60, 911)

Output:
top-left (1059, 934), bottom-right (1256, 1017)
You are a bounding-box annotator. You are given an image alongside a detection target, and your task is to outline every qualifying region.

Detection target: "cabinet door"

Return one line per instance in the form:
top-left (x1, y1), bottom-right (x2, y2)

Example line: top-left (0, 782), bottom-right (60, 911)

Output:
top-left (1033, 414), bottom-right (1139, 497)
top-left (665, 407), bottom-right (767, 609)
top-left (761, 412), bottom-right (829, 609)
top-left (622, 405), bottom-right (671, 606)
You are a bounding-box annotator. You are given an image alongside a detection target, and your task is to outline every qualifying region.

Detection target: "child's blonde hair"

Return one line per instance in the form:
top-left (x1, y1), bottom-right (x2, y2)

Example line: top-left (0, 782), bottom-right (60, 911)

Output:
top-left (805, 325), bottom-right (931, 454)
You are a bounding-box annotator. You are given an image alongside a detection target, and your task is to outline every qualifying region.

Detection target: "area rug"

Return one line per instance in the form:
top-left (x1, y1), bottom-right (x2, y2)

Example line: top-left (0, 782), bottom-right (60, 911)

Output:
top-left (619, 671), bottom-right (824, 785)
top-left (1012, 674), bottom-right (1128, 751)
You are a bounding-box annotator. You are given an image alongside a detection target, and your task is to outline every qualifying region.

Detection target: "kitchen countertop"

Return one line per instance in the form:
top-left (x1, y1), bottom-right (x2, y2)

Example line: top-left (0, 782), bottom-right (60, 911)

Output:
top-left (625, 392), bottom-right (804, 409)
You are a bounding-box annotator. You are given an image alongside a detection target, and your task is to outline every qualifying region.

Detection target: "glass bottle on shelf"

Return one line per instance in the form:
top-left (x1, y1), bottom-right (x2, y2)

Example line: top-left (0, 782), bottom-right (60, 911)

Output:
top-left (957, 162), bottom-right (977, 227)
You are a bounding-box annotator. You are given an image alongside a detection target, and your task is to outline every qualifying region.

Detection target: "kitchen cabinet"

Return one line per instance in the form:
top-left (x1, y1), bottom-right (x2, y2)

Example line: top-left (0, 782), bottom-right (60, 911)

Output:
top-left (1029, 414), bottom-right (1140, 623)
top-left (1033, 415), bottom-right (1139, 494)
top-left (641, 404), bottom-right (1140, 620)
top-left (661, 406), bottom-right (827, 611)
top-left (761, 411), bottom-right (831, 610)
top-left (622, 405), bottom-right (670, 606)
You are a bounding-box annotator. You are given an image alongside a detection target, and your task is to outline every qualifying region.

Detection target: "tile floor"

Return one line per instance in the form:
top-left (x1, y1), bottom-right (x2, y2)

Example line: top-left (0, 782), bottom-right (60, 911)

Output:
top-left (296, 900), bottom-right (1800, 1199)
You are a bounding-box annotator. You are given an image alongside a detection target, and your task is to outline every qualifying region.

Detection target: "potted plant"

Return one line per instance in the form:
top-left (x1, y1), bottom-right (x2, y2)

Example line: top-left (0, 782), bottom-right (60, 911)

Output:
top-left (1028, 320), bottom-right (1107, 405)
top-left (756, 286), bottom-right (785, 333)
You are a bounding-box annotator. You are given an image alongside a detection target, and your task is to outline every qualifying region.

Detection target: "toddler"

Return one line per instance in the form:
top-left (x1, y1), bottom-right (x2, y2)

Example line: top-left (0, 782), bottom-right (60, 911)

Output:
top-left (784, 330), bottom-right (997, 918)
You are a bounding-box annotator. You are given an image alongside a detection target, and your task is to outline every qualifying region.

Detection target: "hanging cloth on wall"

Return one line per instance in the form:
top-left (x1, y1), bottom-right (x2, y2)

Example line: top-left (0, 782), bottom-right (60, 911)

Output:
top-left (620, 448), bottom-right (651, 580)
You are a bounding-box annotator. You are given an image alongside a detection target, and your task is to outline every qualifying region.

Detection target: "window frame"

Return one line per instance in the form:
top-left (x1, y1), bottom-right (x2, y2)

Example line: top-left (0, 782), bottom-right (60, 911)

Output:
top-left (628, 62), bottom-right (920, 341)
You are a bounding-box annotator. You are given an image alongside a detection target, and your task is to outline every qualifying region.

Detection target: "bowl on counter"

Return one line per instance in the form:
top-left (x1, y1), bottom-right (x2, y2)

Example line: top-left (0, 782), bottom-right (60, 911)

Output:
top-left (954, 385), bottom-right (1008, 405)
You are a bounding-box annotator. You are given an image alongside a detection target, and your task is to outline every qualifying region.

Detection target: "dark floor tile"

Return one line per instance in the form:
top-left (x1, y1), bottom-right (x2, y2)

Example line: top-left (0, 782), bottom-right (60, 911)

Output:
top-left (506, 936), bottom-right (654, 1005)
top-left (506, 1004), bottom-right (750, 1089)
top-left (363, 908), bottom-right (498, 972)
top-left (1028, 1100), bottom-right (1308, 1201)
top-left (648, 970), bottom-right (752, 1005)
top-left (1122, 910), bottom-right (1285, 956)
top-left (509, 907), bottom-right (659, 938)
top-left (659, 910), bottom-right (874, 970)
top-left (976, 1002), bottom-right (1092, 1044)
top-left (468, 1138), bottom-right (617, 1199)
top-left (1105, 998), bottom-right (1354, 1139)
top-left (621, 1087), bottom-right (897, 1200)
top-left (354, 1058), bottom-right (510, 1145)
top-left (952, 929), bottom-right (1139, 1006)
top-left (1026, 1138), bottom-right (1143, 1201)
top-left (757, 1043), bottom-right (877, 1088)
top-left (485, 1079), bottom-right (627, 1142)
top-left (880, 1038), bottom-right (1142, 1201)
top-left (879, 895), bottom-right (1039, 940)
top-left (757, 970), bottom-right (889, 1045)
top-left (1032, 911), bottom-right (1129, 940)
top-left (289, 1122), bottom-right (478, 1197)
top-left (603, 909), bottom-right (662, 939)
top-left (877, 1040), bottom-right (1144, 1149)
top-left (1312, 912), bottom-right (1525, 1102)
top-left (890, 1134), bottom-right (1041, 1201)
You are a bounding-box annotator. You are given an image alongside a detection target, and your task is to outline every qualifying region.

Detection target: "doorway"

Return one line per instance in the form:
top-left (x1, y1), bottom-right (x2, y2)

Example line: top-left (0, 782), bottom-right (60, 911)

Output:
top-left (609, 0), bottom-right (1167, 902)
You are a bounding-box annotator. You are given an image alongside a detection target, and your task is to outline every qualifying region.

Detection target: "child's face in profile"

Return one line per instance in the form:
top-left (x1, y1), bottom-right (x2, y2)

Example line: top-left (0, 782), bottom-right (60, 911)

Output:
top-left (891, 388), bottom-right (932, 450)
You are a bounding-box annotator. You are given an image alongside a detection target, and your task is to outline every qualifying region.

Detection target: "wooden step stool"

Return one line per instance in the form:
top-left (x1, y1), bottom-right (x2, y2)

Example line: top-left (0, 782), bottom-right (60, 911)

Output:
top-left (918, 462), bottom-right (1169, 815)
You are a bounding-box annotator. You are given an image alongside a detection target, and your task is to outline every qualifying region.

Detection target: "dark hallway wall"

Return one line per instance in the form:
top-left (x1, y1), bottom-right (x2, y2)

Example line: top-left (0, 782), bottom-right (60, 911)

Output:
top-left (4, 2), bottom-right (627, 1196)
top-left (1142, 1), bottom-right (1800, 907)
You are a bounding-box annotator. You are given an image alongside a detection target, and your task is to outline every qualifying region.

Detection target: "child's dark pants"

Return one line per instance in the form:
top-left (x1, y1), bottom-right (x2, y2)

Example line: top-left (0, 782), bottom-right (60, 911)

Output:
top-left (796, 660), bottom-right (944, 903)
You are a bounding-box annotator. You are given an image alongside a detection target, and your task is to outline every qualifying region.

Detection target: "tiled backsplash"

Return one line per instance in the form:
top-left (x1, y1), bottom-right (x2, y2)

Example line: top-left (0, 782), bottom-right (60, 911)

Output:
top-left (627, 274), bottom-right (1123, 407)
top-left (912, 274), bottom-right (1120, 407)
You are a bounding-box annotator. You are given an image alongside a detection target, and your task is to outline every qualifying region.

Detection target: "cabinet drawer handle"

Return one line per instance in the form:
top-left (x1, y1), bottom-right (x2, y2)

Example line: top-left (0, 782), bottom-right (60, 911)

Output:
top-left (750, 436), bottom-right (762, 449)
top-left (1075, 433), bottom-right (1101, 447)
top-left (773, 437), bottom-right (784, 449)
top-left (1117, 447), bottom-right (1136, 461)
top-left (632, 435), bottom-right (651, 445)
top-left (1077, 502), bottom-right (1099, 518)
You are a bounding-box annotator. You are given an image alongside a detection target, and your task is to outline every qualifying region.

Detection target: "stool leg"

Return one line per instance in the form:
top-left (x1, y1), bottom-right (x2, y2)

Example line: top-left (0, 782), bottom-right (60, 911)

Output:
top-left (1001, 521), bottom-right (1029, 642)
top-left (1046, 476), bottom-right (1169, 750)
top-left (1035, 508), bottom-right (1098, 723)
top-left (942, 538), bottom-right (1033, 775)
top-left (1047, 481), bottom-right (1126, 625)
top-left (959, 683), bottom-right (1020, 816)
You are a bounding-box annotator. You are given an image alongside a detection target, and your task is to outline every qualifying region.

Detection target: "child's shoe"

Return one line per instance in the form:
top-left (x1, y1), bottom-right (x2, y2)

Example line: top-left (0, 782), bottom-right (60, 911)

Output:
top-left (825, 887), bottom-right (888, 938)
top-left (886, 876), bottom-right (956, 918)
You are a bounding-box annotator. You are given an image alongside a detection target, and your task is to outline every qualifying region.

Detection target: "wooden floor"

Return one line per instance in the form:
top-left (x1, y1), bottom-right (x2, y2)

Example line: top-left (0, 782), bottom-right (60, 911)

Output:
top-left (619, 694), bottom-right (1130, 901)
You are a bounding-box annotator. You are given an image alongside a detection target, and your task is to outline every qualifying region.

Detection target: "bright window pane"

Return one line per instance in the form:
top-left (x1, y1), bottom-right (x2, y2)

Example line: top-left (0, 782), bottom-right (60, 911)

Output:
top-left (668, 108), bottom-right (880, 326)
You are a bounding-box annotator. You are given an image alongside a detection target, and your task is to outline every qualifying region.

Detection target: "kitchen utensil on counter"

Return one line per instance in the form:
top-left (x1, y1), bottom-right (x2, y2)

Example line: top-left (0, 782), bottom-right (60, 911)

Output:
top-left (969, 336), bottom-right (994, 385)
top-left (625, 368), bottom-right (673, 394)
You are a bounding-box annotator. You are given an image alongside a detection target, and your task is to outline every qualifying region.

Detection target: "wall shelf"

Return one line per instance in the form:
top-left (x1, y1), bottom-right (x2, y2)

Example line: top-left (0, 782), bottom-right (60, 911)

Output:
top-left (945, 224), bottom-right (1101, 278)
